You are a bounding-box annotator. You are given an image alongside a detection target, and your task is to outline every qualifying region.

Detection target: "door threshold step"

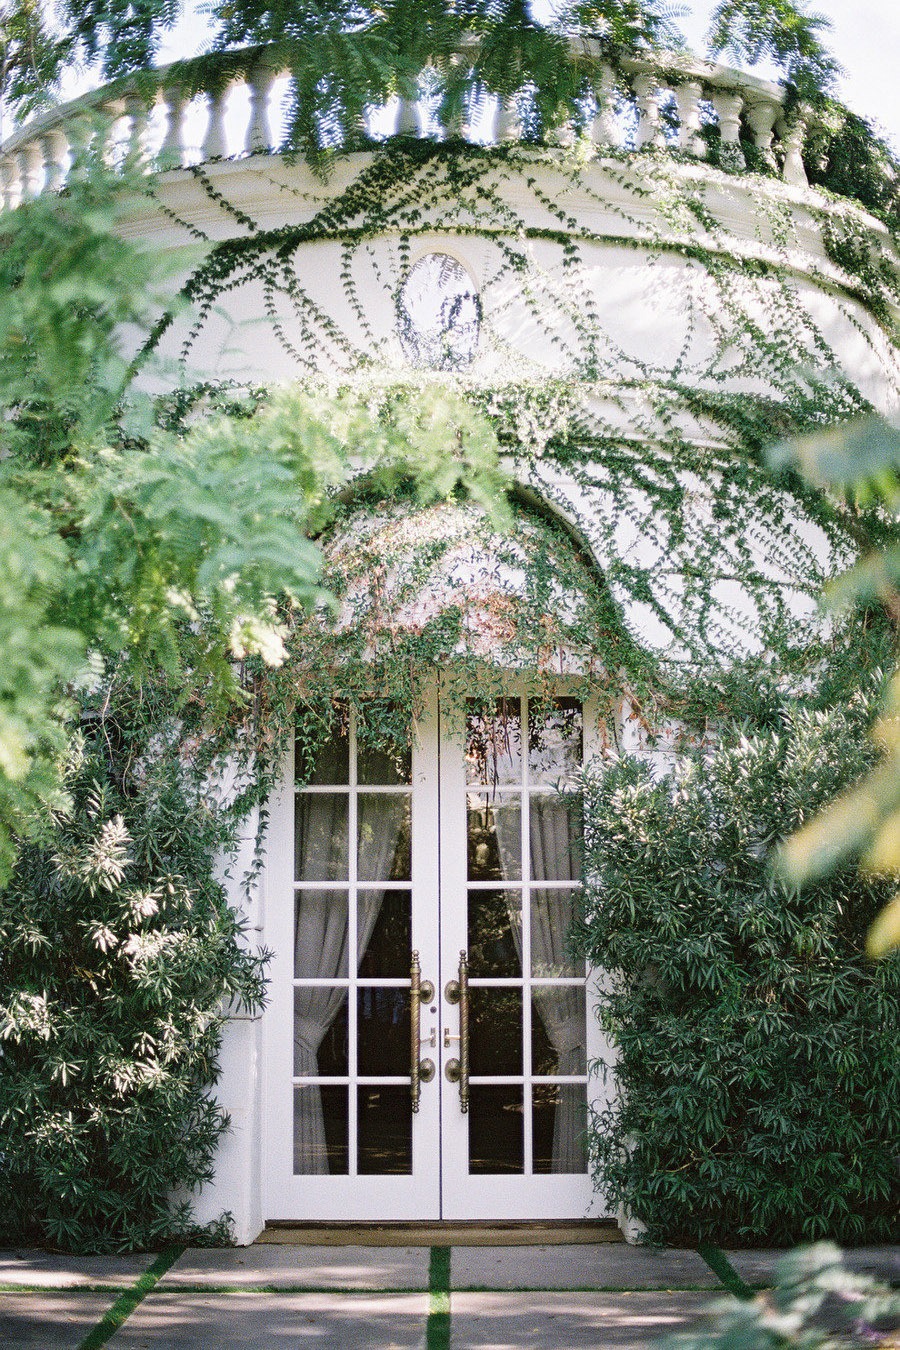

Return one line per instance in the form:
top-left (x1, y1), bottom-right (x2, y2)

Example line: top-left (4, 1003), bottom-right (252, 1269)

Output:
top-left (257, 1221), bottom-right (623, 1246)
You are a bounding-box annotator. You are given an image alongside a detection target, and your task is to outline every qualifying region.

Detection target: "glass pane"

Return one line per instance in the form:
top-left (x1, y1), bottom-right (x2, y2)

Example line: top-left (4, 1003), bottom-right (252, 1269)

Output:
top-left (358, 1086), bottom-right (413, 1174)
top-left (358, 890), bottom-right (411, 977)
top-left (468, 794), bottom-right (522, 881)
top-left (531, 987), bottom-right (587, 1077)
top-left (295, 718), bottom-right (349, 786)
top-left (530, 888), bottom-right (580, 977)
top-left (469, 1085), bottom-right (524, 1174)
top-left (294, 1083), bottom-right (348, 1175)
top-left (294, 890), bottom-right (349, 979)
top-left (533, 1084), bottom-right (589, 1174)
top-left (398, 252), bottom-right (480, 371)
top-left (466, 698), bottom-right (522, 787)
top-left (358, 794), bottom-right (411, 882)
top-left (528, 698), bottom-right (583, 785)
top-left (529, 796), bottom-right (581, 882)
top-left (294, 986), bottom-right (348, 1077)
top-left (295, 793), bottom-right (349, 882)
top-left (357, 988), bottom-right (410, 1076)
top-left (469, 987), bottom-right (522, 1076)
top-left (358, 743), bottom-right (411, 786)
top-left (468, 888), bottom-right (522, 977)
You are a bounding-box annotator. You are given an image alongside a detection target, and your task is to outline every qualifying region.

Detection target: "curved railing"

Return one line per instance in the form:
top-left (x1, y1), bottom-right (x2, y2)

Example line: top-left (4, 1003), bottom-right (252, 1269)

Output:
top-left (0, 40), bottom-right (811, 212)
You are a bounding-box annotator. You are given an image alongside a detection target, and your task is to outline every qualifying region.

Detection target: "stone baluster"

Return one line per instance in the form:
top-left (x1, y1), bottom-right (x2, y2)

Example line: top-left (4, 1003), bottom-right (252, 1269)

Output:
top-left (778, 111), bottom-right (809, 187)
top-left (0, 154), bottom-right (22, 211)
top-left (203, 84), bottom-right (231, 160)
top-left (395, 95), bottom-right (420, 137)
top-left (18, 140), bottom-right (44, 199)
top-left (674, 80), bottom-right (705, 157)
top-left (495, 94), bottom-right (522, 143)
top-left (246, 64), bottom-right (276, 154)
top-left (711, 88), bottom-right (746, 167)
top-left (65, 115), bottom-right (94, 178)
top-left (41, 126), bottom-right (70, 191)
top-left (745, 97), bottom-right (779, 168)
top-left (632, 72), bottom-right (663, 149)
top-left (125, 90), bottom-right (153, 163)
top-left (159, 84), bottom-right (189, 166)
top-left (99, 100), bottom-right (127, 166)
top-left (591, 66), bottom-right (620, 148)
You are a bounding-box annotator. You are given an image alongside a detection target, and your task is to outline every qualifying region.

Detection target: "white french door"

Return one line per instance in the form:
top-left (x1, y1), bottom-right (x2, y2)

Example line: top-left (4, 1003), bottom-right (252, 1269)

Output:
top-left (262, 685), bottom-right (609, 1222)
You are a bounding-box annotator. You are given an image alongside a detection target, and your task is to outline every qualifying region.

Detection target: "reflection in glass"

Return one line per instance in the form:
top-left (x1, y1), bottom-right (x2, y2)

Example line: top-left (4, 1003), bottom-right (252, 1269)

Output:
top-left (533, 1083), bottom-right (588, 1174)
top-left (294, 986), bottom-right (348, 1077)
top-left (467, 794), bottom-right (521, 881)
top-left (528, 698), bottom-right (583, 784)
top-left (469, 1085), bottom-right (524, 1174)
top-left (295, 793), bottom-right (349, 881)
top-left (358, 1086), bottom-right (413, 1174)
top-left (357, 988), bottom-right (410, 1076)
top-left (358, 890), bottom-right (411, 977)
top-left (529, 795), bottom-right (581, 882)
top-left (468, 889), bottom-right (522, 977)
top-left (469, 987), bottom-right (522, 1076)
top-left (357, 742), bottom-right (411, 785)
top-left (530, 888), bottom-right (581, 977)
top-left (531, 987), bottom-right (586, 1077)
top-left (296, 721), bottom-right (350, 786)
top-left (466, 698), bottom-right (522, 787)
top-left (294, 1083), bottom-right (348, 1175)
top-left (358, 794), bottom-right (411, 881)
top-left (295, 890), bottom-right (349, 979)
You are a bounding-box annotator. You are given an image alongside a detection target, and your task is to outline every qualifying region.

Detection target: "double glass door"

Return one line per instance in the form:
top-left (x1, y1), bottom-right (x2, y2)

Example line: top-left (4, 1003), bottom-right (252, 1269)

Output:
top-left (263, 686), bottom-right (604, 1221)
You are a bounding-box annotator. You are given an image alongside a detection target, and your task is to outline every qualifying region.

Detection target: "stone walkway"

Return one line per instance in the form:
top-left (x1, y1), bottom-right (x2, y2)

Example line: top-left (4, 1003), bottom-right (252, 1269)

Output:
top-left (0, 1242), bottom-right (897, 1348)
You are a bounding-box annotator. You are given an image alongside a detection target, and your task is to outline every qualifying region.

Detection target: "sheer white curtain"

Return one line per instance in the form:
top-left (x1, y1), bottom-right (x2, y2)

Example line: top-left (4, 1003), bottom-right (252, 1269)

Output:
top-left (293, 795), bottom-right (403, 1174)
top-left (492, 792), bottom-right (585, 1172)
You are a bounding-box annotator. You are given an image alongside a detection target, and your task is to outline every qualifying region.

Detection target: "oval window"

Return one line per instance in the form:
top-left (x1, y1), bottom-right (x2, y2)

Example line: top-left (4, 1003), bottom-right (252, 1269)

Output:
top-left (397, 253), bottom-right (480, 369)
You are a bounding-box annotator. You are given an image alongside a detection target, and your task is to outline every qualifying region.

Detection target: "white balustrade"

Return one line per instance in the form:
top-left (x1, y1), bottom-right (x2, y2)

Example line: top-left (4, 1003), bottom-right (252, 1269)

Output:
top-left (710, 88), bottom-right (746, 166)
top-left (246, 64), bottom-right (276, 154)
top-left (674, 81), bottom-right (705, 157)
top-left (18, 140), bottom-right (44, 199)
top-left (745, 97), bottom-right (779, 167)
top-left (632, 72), bottom-right (664, 150)
top-left (778, 112), bottom-right (809, 188)
top-left (41, 127), bottom-right (69, 190)
top-left (203, 85), bottom-right (231, 160)
top-left (591, 66), bottom-right (620, 148)
top-left (0, 43), bottom-right (832, 213)
top-left (395, 96), bottom-right (420, 138)
top-left (159, 85), bottom-right (189, 166)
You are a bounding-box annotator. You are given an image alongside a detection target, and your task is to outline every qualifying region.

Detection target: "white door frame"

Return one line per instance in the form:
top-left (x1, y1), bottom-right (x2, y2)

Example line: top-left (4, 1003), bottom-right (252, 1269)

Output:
top-left (261, 682), bottom-right (613, 1221)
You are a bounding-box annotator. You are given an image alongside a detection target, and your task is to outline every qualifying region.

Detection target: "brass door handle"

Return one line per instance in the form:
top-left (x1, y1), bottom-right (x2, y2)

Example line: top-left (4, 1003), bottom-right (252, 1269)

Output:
top-left (410, 950), bottom-right (435, 1114)
top-left (444, 949), bottom-right (470, 1114)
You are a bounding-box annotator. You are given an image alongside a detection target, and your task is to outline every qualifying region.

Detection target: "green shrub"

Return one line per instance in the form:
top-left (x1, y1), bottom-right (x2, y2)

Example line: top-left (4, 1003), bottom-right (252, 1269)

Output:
top-left (578, 700), bottom-right (900, 1246)
top-left (0, 717), bottom-right (266, 1253)
top-left (660, 1243), bottom-right (900, 1348)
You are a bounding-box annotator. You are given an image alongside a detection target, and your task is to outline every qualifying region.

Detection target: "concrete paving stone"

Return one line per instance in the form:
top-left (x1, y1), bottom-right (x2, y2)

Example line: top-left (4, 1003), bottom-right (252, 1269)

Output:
top-left (112, 1290), bottom-right (429, 1347)
top-left (726, 1247), bottom-right (900, 1289)
top-left (449, 1290), bottom-right (719, 1348)
top-left (160, 1244), bottom-right (430, 1290)
top-left (451, 1244), bottom-right (721, 1290)
top-left (0, 1289), bottom-right (116, 1348)
top-left (0, 1249), bottom-right (156, 1288)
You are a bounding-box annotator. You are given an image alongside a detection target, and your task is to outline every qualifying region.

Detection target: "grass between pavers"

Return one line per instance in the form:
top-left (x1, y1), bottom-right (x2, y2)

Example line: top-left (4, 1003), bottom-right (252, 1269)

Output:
top-left (427, 1246), bottom-right (451, 1350)
top-left (75, 1246), bottom-right (186, 1350)
top-left (698, 1246), bottom-right (757, 1301)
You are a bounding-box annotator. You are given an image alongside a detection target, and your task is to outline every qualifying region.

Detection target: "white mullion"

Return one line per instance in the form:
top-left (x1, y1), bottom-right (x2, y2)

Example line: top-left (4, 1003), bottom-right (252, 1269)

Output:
top-left (348, 709), bottom-right (359, 1176)
top-left (521, 693), bottom-right (533, 1177)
